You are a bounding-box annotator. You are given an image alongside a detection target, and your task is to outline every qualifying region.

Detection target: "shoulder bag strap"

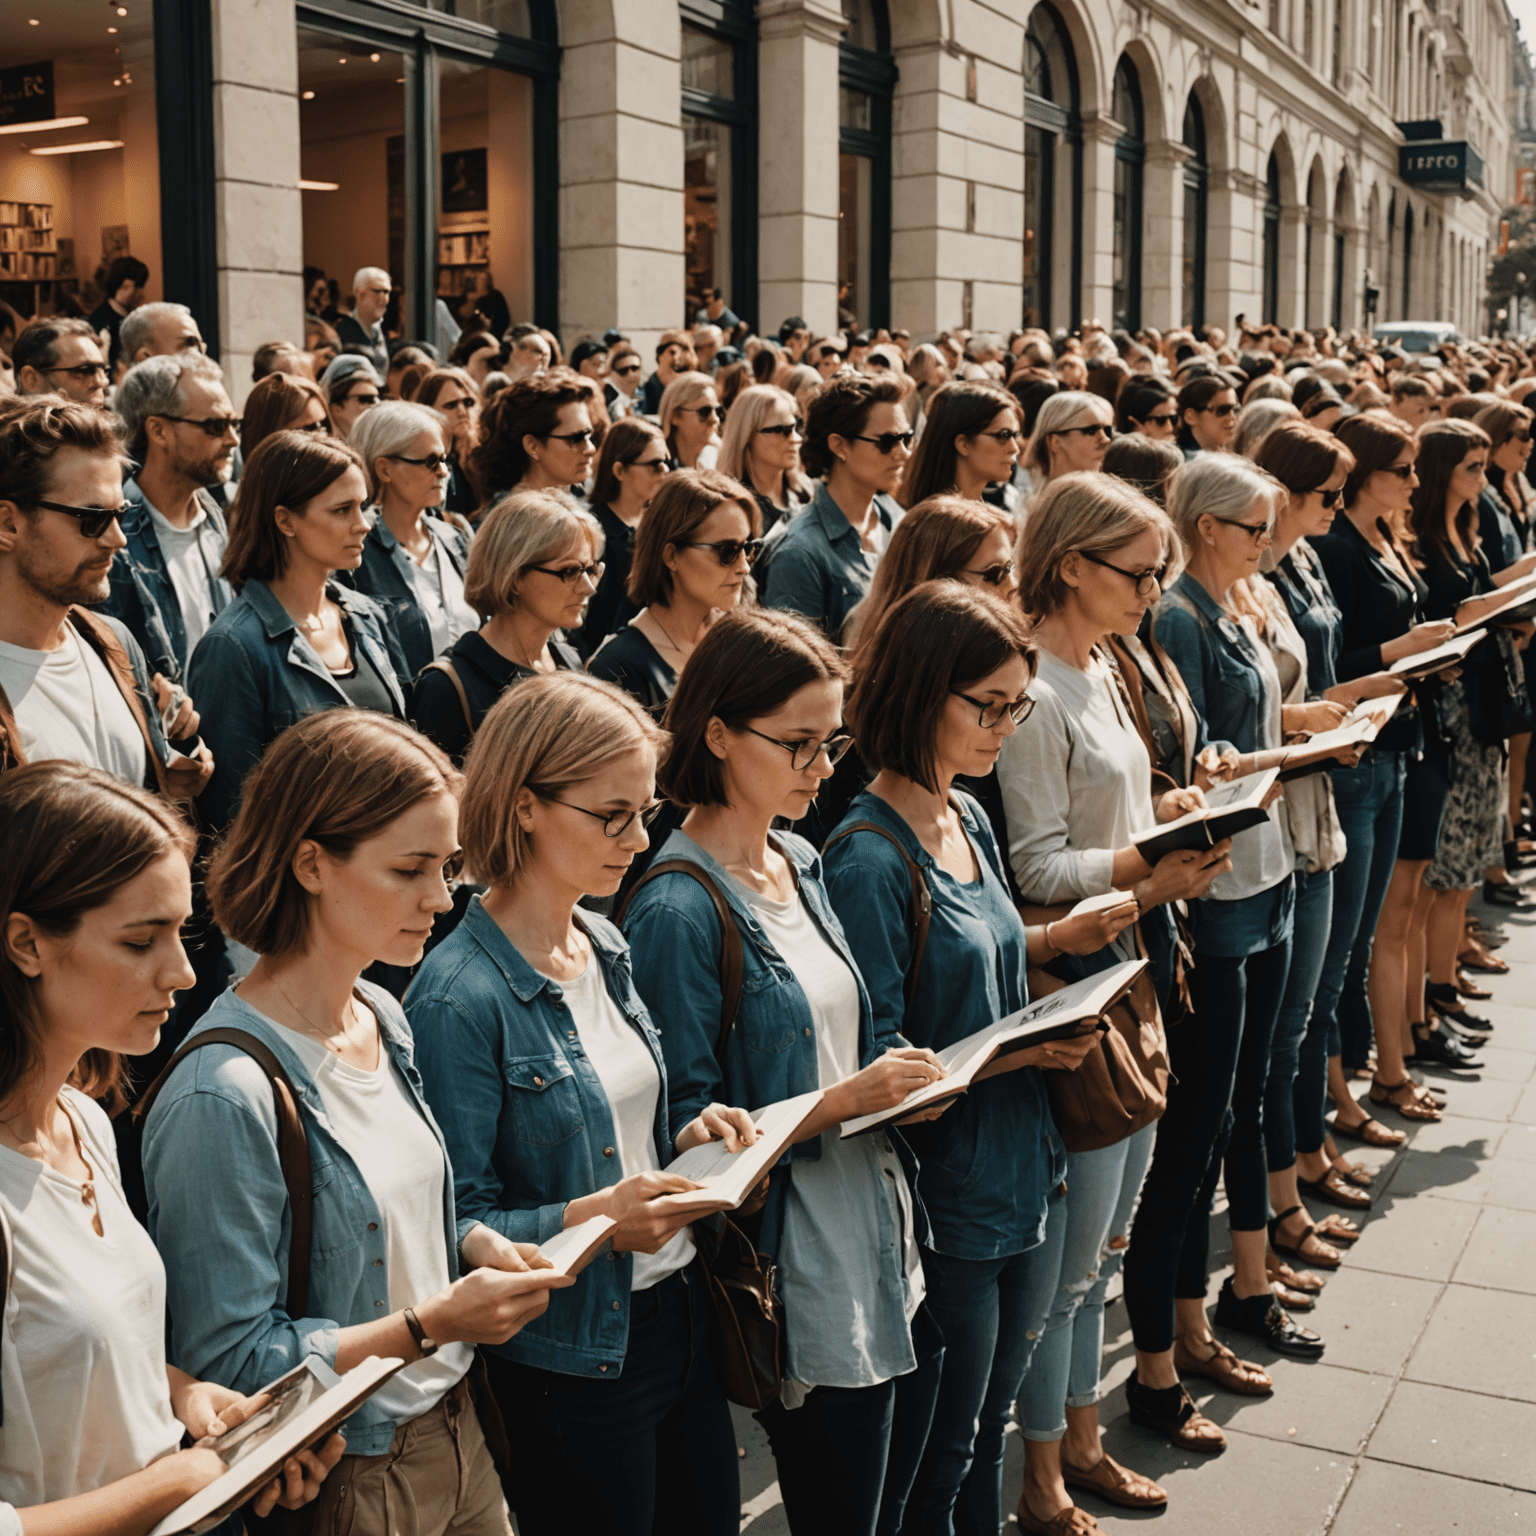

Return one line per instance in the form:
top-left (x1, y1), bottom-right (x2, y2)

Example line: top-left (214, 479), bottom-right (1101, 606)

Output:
top-left (822, 820), bottom-right (931, 1010)
top-left (616, 860), bottom-right (744, 1067)
top-left (67, 608), bottom-right (172, 799)
top-left (134, 1027), bottom-right (313, 1319)
top-left (0, 679), bottom-right (24, 775)
top-left (423, 657), bottom-right (474, 736)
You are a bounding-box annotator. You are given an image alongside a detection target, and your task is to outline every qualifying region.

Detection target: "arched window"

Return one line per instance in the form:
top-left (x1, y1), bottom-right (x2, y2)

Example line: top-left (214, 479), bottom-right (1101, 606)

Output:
top-left (1262, 151), bottom-right (1282, 322)
top-left (1111, 57), bottom-right (1144, 332)
top-left (1024, 4), bottom-right (1082, 330)
top-left (838, 0), bottom-right (896, 329)
top-left (1403, 204), bottom-right (1414, 316)
top-left (1332, 171), bottom-right (1349, 330)
top-left (1387, 192), bottom-right (1396, 317)
top-left (1181, 94), bottom-right (1208, 327)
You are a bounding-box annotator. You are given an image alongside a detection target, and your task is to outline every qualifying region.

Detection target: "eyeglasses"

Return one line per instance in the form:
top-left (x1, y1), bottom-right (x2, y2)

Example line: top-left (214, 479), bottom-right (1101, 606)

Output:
top-left (344, 392), bottom-right (382, 409)
top-left (966, 560), bottom-right (1016, 587)
top-left (160, 414), bottom-right (241, 437)
top-left (1316, 486), bottom-right (1344, 508)
top-left (1224, 517), bottom-right (1275, 542)
top-left (680, 538), bottom-right (763, 566)
top-left (32, 498), bottom-right (132, 540)
top-left (1080, 550), bottom-right (1166, 596)
top-left (528, 559), bottom-right (605, 583)
top-left (546, 429), bottom-right (596, 447)
top-left (627, 455), bottom-right (671, 472)
top-left (614, 363), bottom-right (642, 377)
top-left (43, 363), bottom-right (109, 381)
top-left (685, 405), bottom-right (722, 422)
top-left (390, 452), bottom-right (450, 472)
top-left (294, 418), bottom-right (331, 435)
top-left (977, 428), bottom-right (1022, 444)
top-left (540, 796), bottom-right (664, 838)
top-left (1199, 403), bottom-right (1239, 418)
top-left (1380, 463), bottom-right (1416, 479)
top-left (758, 420), bottom-right (805, 438)
top-left (855, 431), bottom-right (916, 453)
top-left (743, 727), bottom-right (854, 771)
top-left (1144, 411), bottom-right (1178, 427)
top-left (952, 691), bottom-right (1036, 728)
top-left (1053, 422), bottom-right (1114, 440)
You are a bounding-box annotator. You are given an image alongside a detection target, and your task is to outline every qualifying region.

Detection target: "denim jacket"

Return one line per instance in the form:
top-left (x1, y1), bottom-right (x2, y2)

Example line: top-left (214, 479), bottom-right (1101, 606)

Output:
top-left (405, 900), bottom-right (679, 1378)
top-left (822, 791), bottom-right (1064, 1260)
top-left (186, 578), bottom-right (407, 829)
top-left (141, 983), bottom-right (473, 1458)
top-left (337, 513), bottom-right (470, 678)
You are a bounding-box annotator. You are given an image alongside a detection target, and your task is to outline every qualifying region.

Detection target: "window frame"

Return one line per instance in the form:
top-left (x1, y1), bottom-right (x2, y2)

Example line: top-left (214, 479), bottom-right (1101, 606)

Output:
top-left (1024, 2), bottom-right (1083, 332)
top-left (837, 2), bottom-right (896, 331)
top-left (1111, 56), bottom-right (1144, 333)
top-left (1181, 93), bottom-right (1208, 329)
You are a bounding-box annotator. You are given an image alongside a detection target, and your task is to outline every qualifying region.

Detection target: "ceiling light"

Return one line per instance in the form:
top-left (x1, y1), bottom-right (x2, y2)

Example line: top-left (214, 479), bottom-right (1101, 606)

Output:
top-left (369, 52), bottom-right (380, 61)
top-left (30, 139), bottom-right (124, 155)
top-left (302, 89), bottom-right (315, 99)
top-left (27, 17), bottom-right (39, 24)
top-left (299, 179), bottom-right (340, 191)
top-left (0, 116), bottom-right (88, 137)
top-left (107, 25), bottom-right (117, 32)
top-left (117, 5), bottom-right (128, 12)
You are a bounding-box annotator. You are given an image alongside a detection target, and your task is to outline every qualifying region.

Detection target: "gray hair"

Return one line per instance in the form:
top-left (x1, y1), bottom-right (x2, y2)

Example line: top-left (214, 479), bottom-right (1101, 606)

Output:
top-left (348, 401), bottom-right (448, 500)
top-left (1166, 452), bottom-right (1286, 549)
top-left (116, 352), bottom-right (227, 462)
top-left (352, 266), bottom-right (390, 294)
top-left (1023, 389), bottom-right (1112, 473)
top-left (118, 302), bottom-right (196, 365)
top-left (1234, 399), bottom-right (1301, 460)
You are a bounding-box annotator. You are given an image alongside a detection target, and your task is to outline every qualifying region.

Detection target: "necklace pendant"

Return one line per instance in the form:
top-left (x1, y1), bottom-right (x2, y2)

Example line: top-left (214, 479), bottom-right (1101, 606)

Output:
top-left (80, 1180), bottom-right (95, 1207)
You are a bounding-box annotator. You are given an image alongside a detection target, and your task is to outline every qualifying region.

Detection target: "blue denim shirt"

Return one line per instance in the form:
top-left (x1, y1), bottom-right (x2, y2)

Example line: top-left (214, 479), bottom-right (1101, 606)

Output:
top-left (1264, 542), bottom-right (1342, 695)
top-left (405, 899), bottom-right (679, 1378)
top-left (761, 482), bottom-right (903, 637)
top-left (186, 578), bottom-right (407, 829)
top-left (822, 791), bottom-right (1064, 1260)
top-left (141, 983), bottom-right (473, 1458)
top-left (337, 513), bottom-right (470, 678)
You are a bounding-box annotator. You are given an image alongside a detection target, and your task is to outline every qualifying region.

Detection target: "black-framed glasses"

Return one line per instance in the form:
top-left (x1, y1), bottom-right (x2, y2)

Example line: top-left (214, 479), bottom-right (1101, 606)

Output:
top-left (855, 430), bottom-right (915, 453)
top-left (685, 405), bottom-right (722, 423)
top-left (680, 538), bottom-right (763, 566)
top-left (1224, 517), bottom-right (1275, 543)
top-left (966, 560), bottom-right (1016, 587)
top-left (1380, 463), bottom-right (1415, 479)
top-left (952, 691), bottom-right (1035, 728)
top-left (743, 727), bottom-right (853, 771)
top-left (758, 420), bottom-right (804, 438)
top-left (294, 417), bottom-right (332, 435)
top-left (614, 363), bottom-right (642, 377)
top-left (540, 796), bottom-right (664, 837)
top-left (977, 427), bottom-right (1022, 444)
top-left (160, 414), bottom-right (241, 437)
top-left (1053, 422), bottom-right (1113, 441)
top-left (528, 559), bottom-right (605, 584)
top-left (44, 362), bottom-right (109, 381)
top-left (390, 452), bottom-right (450, 472)
top-left (1316, 486), bottom-right (1344, 508)
top-left (32, 498), bottom-right (132, 539)
top-left (626, 454), bottom-right (671, 472)
top-left (546, 429), bottom-right (596, 447)
top-left (1080, 550), bottom-right (1166, 596)
top-left (1200, 403), bottom-right (1239, 418)
top-left (1144, 411), bottom-right (1178, 427)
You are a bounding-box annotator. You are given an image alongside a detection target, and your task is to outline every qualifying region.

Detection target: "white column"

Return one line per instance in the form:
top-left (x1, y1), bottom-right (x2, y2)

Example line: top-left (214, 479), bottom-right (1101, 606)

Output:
top-left (1079, 114), bottom-right (1120, 328)
top-left (1142, 140), bottom-right (1189, 332)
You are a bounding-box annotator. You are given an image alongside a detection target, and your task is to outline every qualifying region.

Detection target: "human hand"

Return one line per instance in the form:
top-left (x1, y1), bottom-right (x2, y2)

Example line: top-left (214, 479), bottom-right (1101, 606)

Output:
top-left (165, 743), bottom-right (214, 799)
top-left (1325, 671), bottom-right (1407, 705)
top-left (461, 1222), bottom-right (548, 1274)
top-left (1047, 898), bottom-right (1140, 955)
top-left (170, 1379), bottom-right (270, 1441)
top-left (1010, 1029), bottom-right (1101, 1072)
top-left (838, 1047), bottom-right (947, 1118)
top-left (248, 1434), bottom-right (347, 1516)
top-left (1285, 699), bottom-right (1350, 735)
top-left (1138, 841), bottom-right (1232, 906)
top-left (1384, 620), bottom-right (1456, 662)
top-left (602, 1170), bottom-right (707, 1254)
top-left (418, 1262), bottom-right (575, 1344)
top-left (674, 1103), bottom-right (759, 1154)
top-left (153, 674), bottom-right (200, 740)
top-left (1155, 786), bottom-right (1207, 822)
top-left (1194, 747), bottom-right (1243, 790)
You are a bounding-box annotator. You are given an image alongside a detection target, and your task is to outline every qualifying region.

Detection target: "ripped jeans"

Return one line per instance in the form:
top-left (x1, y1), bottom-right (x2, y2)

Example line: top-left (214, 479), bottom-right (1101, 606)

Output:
top-left (1014, 1125), bottom-right (1157, 1440)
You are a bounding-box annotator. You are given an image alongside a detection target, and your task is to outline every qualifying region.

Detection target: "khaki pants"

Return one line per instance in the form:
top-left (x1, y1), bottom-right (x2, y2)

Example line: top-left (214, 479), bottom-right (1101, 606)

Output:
top-left (305, 1376), bottom-right (510, 1536)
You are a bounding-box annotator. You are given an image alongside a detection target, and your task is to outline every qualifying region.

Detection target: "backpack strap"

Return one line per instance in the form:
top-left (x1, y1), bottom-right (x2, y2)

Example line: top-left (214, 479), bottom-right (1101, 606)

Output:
top-left (134, 1028), bottom-right (313, 1319)
top-left (423, 657), bottom-right (474, 736)
top-left (822, 820), bottom-right (932, 1012)
top-left (617, 860), bottom-right (744, 1068)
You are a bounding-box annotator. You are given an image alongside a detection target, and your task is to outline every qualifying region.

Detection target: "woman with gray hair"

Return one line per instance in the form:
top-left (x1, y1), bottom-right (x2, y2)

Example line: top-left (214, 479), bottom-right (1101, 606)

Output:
top-left (658, 371), bottom-right (722, 470)
top-left (715, 384), bottom-right (812, 533)
top-left (1020, 391), bottom-right (1114, 498)
top-left (1233, 398), bottom-right (1301, 461)
top-left (340, 400), bottom-right (475, 677)
top-left (320, 353), bottom-right (384, 441)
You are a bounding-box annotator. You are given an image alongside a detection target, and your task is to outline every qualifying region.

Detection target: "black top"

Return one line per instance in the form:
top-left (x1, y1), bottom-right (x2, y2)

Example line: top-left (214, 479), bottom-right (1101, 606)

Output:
top-left (408, 628), bottom-right (582, 762)
top-left (573, 503), bottom-right (641, 658)
top-left (87, 300), bottom-right (125, 370)
top-left (587, 623), bottom-right (676, 713)
top-left (330, 629), bottom-right (400, 716)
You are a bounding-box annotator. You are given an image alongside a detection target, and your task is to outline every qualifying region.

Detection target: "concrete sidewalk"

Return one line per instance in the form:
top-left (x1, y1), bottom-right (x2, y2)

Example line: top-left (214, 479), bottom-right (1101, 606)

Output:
top-left (734, 889), bottom-right (1536, 1532)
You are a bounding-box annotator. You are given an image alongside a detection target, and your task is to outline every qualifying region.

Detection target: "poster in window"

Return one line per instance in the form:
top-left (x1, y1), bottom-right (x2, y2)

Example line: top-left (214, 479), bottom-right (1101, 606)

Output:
top-left (442, 148), bottom-right (488, 214)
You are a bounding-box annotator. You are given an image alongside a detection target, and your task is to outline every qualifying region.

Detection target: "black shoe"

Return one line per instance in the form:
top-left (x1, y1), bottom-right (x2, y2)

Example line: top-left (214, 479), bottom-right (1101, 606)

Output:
top-left (1214, 1277), bottom-right (1326, 1359)
top-left (1482, 879), bottom-right (1531, 908)
top-left (1410, 1027), bottom-right (1484, 1071)
top-left (1426, 983), bottom-right (1493, 1035)
top-left (1125, 1373), bottom-right (1227, 1452)
top-left (1505, 839), bottom-right (1534, 872)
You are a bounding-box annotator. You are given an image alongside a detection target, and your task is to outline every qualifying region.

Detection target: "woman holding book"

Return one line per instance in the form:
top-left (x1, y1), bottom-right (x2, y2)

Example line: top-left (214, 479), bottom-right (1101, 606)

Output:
top-left (621, 608), bottom-right (954, 1536)
top-left (142, 712), bottom-right (571, 1535)
top-left (822, 583), bottom-right (1106, 1536)
top-left (0, 763), bottom-right (343, 1536)
top-left (406, 673), bottom-right (758, 1536)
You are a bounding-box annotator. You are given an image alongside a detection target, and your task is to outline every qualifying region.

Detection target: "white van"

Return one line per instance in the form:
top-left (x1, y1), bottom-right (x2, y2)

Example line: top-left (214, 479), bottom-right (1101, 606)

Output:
top-left (1371, 321), bottom-right (1462, 357)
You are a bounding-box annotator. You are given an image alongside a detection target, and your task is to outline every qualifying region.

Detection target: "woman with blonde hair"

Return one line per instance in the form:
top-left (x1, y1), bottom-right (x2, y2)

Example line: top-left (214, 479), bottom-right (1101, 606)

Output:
top-left (1021, 391), bottom-right (1114, 492)
top-left (241, 370), bottom-right (329, 457)
top-left (715, 383), bottom-right (812, 534)
top-left (408, 674), bottom-right (755, 1536)
top-left (410, 489), bottom-right (598, 761)
top-left (901, 381), bottom-right (1023, 509)
top-left (659, 371), bottom-right (723, 471)
top-left (414, 365), bottom-right (483, 517)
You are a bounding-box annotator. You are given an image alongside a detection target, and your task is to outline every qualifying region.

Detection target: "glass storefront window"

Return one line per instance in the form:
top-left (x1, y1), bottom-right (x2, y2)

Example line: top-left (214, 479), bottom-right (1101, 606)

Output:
top-left (840, 86), bottom-right (872, 132)
top-left (424, 0), bottom-right (531, 31)
top-left (682, 26), bottom-right (735, 101)
top-left (1024, 123), bottom-right (1047, 328)
top-left (684, 115), bottom-right (731, 324)
top-left (839, 150), bottom-right (872, 328)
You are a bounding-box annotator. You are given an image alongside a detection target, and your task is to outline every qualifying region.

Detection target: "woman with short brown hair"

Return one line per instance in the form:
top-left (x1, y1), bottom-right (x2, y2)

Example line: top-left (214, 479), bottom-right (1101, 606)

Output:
top-left (241, 370), bottom-right (329, 458)
top-left (469, 374), bottom-right (595, 504)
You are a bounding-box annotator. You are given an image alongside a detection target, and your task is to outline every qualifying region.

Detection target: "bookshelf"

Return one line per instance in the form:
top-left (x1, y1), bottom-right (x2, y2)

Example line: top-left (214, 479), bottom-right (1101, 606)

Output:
top-left (0, 200), bottom-right (67, 316)
top-left (437, 221), bottom-right (489, 300)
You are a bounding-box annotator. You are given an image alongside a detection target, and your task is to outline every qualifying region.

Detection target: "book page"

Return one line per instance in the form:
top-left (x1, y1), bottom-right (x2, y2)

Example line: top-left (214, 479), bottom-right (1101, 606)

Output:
top-left (1389, 630), bottom-right (1483, 674)
top-left (537, 1213), bottom-right (618, 1276)
top-left (660, 1090), bottom-right (825, 1212)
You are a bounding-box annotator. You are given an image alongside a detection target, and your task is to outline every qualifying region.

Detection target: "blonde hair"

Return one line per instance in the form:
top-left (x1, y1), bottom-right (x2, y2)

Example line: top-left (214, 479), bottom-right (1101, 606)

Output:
top-left (658, 371), bottom-right (718, 452)
top-left (1023, 390), bottom-right (1112, 474)
top-left (716, 384), bottom-right (806, 490)
top-left (462, 488), bottom-right (603, 618)
top-left (1166, 453), bottom-right (1286, 550)
top-left (460, 673), bottom-right (667, 886)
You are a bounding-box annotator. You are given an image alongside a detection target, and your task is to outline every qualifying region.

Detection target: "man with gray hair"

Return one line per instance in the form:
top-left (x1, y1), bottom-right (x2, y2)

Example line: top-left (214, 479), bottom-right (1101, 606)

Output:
top-left (12, 317), bottom-right (109, 407)
top-left (100, 352), bottom-right (235, 678)
top-left (336, 265), bottom-right (392, 372)
top-left (118, 301), bottom-right (206, 370)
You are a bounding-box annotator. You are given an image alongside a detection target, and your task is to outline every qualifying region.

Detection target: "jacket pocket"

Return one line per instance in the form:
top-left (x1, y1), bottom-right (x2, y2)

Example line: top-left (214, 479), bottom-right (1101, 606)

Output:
top-left (503, 1055), bottom-right (583, 1147)
top-left (735, 966), bottom-right (798, 1055)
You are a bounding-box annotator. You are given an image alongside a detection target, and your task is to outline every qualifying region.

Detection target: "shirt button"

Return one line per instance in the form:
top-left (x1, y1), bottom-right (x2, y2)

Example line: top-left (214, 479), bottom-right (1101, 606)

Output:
top-left (611, 1300), bottom-right (621, 1311)
top-left (367, 1222), bottom-right (378, 1231)
top-left (533, 1075), bottom-right (544, 1086)
top-left (804, 1028), bottom-right (812, 1037)
top-left (374, 1258), bottom-right (384, 1267)
top-left (604, 1146), bottom-right (615, 1158)
top-left (607, 1252), bottom-right (617, 1261)
top-left (375, 1300), bottom-right (385, 1309)
top-left (599, 1364), bottom-right (609, 1372)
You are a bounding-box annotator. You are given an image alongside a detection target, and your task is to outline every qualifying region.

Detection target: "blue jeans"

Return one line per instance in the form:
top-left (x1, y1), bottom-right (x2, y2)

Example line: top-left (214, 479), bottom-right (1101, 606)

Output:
top-left (1264, 865), bottom-right (1334, 1172)
top-left (1316, 752), bottom-right (1406, 1072)
top-left (1015, 1124), bottom-right (1156, 1440)
top-left (905, 1236), bottom-right (1051, 1536)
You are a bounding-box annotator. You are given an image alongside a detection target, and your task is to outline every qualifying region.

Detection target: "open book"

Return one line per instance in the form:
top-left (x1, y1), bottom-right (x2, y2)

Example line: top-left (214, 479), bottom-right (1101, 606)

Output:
top-left (149, 1355), bottom-right (405, 1535)
top-left (1277, 693), bottom-right (1404, 780)
top-left (537, 1213), bottom-right (618, 1276)
top-left (1388, 630), bottom-right (1484, 677)
top-left (1454, 572), bottom-right (1536, 636)
top-left (658, 1090), bottom-right (825, 1214)
top-left (1130, 767), bottom-right (1279, 866)
top-left (1065, 890), bottom-right (1139, 920)
top-left (840, 960), bottom-right (1148, 1139)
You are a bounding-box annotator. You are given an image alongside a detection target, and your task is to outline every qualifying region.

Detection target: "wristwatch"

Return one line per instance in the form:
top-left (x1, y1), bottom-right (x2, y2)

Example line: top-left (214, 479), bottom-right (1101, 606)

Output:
top-left (402, 1306), bottom-right (438, 1358)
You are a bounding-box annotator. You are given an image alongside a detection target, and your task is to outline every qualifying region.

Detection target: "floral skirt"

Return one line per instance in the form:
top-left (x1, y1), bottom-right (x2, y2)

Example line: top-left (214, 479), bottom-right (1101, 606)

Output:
top-left (1426, 680), bottom-right (1504, 891)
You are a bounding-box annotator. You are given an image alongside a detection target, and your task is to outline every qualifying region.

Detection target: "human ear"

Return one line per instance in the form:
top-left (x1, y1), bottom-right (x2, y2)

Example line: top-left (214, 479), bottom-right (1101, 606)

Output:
top-left (290, 840), bottom-right (326, 897)
top-left (1059, 551), bottom-right (1083, 591)
top-left (273, 504), bottom-right (299, 540)
top-left (514, 786), bottom-right (538, 834)
top-left (4, 913), bottom-right (44, 979)
top-left (704, 716), bottom-right (732, 762)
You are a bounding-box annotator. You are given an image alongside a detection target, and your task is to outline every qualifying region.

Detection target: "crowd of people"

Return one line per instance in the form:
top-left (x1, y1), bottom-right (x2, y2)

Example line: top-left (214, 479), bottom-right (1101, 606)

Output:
top-left (1, 264), bottom-right (1532, 1536)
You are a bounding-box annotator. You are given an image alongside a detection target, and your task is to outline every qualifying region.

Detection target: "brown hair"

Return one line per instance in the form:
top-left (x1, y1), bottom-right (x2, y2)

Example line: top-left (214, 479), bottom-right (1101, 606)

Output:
top-left (0, 762), bottom-right (195, 1113)
top-left (220, 430), bottom-right (365, 589)
top-left (241, 372), bottom-right (328, 459)
top-left (0, 396), bottom-right (126, 514)
top-left (413, 366), bottom-right (478, 412)
top-left (900, 382), bottom-right (1019, 508)
top-left (1390, 373), bottom-right (1435, 402)
top-left (1101, 435), bottom-right (1183, 505)
top-left (801, 373), bottom-right (904, 479)
top-left (1336, 412), bottom-right (1416, 508)
top-left (463, 489), bottom-right (603, 618)
top-left (626, 468), bottom-right (761, 607)
top-left (468, 374), bottom-right (589, 500)
top-left (591, 417), bottom-right (666, 508)
top-left (207, 712), bottom-right (460, 959)
top-left (1407, 419), bottom-right (1490, 561)
top-left (848, 581), bottom-right (1035, 793)
top-left (660, 609), bottom-right (847, 808)
top-left (1253, 419), bottom-right (1357, 496)
top-left (1473, 398), bottom-right (1532, 455)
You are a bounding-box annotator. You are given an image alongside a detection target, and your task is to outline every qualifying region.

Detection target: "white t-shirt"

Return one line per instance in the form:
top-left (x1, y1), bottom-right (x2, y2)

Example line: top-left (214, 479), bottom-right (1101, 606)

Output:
top-left (555, 959), bottom-right (694, 1291)
top-left (145, 498), bottom-right (227, 652)
top-left (285, 1030), bottom-right (472, 1421)
top-left (406, 530), bottom-right (478, 658)
top-left (0, 626), bottom-right (147, 782)
top-left (0, 1089), bottom-right (184, 1509)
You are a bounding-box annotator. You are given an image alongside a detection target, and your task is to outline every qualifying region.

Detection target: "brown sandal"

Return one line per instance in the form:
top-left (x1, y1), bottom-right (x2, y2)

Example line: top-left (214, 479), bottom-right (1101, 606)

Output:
top-left (1014, 1497), bottom-right (1101, 1534)
top-left (1329, 1113), bottom-right (1407, 1147)
top-left (1299, 1168), bottom-right (1372, 1211)
top-left (1061, 1452), bottom-right (1168, 1510)
top-left (1369, 1077), bottom-right (1443, 1122)
top-left (1312, 1212), bottom-right (1361, 1244)
top-left (1269, 1205), bottom-right (1343, 1269)
top-left (1267, 1253), bottom-right (1326, 1293)
top-left (1173, 1334), bottom-right (1275, 1396)
top-left (1331, 1156), bottom-right (1375, 1188)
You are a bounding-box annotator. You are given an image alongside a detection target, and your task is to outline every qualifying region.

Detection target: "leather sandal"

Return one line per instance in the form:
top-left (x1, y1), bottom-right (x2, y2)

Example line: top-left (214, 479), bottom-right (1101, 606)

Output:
top-left (1267, 1253), bottom-right (1326, 1293)
top-left (1269, 1204), bottom-right (1343, 1267)
top-left (1369, 1077), bottom-right (1443, 1122)
top-left (1299, 1168), bottom-right (1372, 1211)
top-left (1125, 1374), bottom-right (1226, 1452)
top-left (1061, 1452), bottom-right (1168, 1510)
top-left (1014, 1498), bottom-right (1101, 1535)
top-left (1330, 1155), bottom-right (1374, 1188)
top-left (1312, 1212), bottom-right (1361, 1244)
top-left (1329, 1113), bottom-right (1407, 1148)
top-left (1454, 969), bottom-right (1494, 1000)
top-left (1174, 1333), bottom-right (1275, 1394)
top-left (1273, 1279), bottom-right (1316, 1311)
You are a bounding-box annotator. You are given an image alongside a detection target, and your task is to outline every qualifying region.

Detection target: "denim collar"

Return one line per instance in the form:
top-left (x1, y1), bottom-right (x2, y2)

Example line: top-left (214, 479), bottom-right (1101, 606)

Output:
top-left (806, 481), bottom-right (885, 551)
top-left (458, 894), bottom-right (630, 1004)
top-left (242, 576), bottom-right (380, 641)
top-left (650, 827), bottom-right (816, 941)
top-left (842, 789), bottom-right (981, 874)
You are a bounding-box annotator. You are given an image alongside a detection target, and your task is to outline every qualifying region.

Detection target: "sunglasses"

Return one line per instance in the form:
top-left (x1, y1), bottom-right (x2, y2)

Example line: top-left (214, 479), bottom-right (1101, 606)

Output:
top-left (1380, 463), bottom-right (1415, 479)
top-left (546, 429), bottom-right (596, 447)
top-left (855, 431), bottom-right (916, 454)
top-left (34, 498), bottom-right (132, 540)
top-left (529, 559), bottom-right (605, 583)
top-left (390, 452), bottom-right (450, 471)
top-left (758, 420), bottom-right (805, 438)
top-left (161, 413), bottom-right (241, 437)
top-left (542, 797), bottom-right (665, 838)
top-left (1316, 486), bottom-right (1343, 508)
top-left (1200, 403), bottom-right (1239, 418)
top-left (680, 538), bottom-right (763, 566)
top-left (743, 727), bottom-right (854, 772)
top-left (615, 363), bottom-right (642, 377)
top-left (685, 405), bottom-right (722, 422)
top-left (294, 418), bottom-right (331, 435)
top-left (977, 428), bottom-right (1022, 443)
top-left (1054, 422), bottom-right (1114, 440)
top-left (1144, 411), bottom-right (1178, 426)
top-left (1225, 517), bottom-right (1275, 542)
top-left (952, 691), bottom-right (1036, 728)
top-left (626, 454), bottom-right (671, 472)
top-left (966, 560), bottom-right (1016, 587)
top-left (44, 363), bottom-right (109, 381)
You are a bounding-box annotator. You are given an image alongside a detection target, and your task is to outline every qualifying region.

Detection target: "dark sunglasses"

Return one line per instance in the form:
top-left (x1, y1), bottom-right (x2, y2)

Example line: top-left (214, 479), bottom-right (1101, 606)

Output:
top-left (685, 405), bottom-right (722, 422)
top-left (529, 559), bottom-right (605, 583)
top-left (546, 429), bottom-right (596, 447)
top-left (680, 538), bottom-right (763, 566)
top-left (294, 417), bottom-right (332, 435)
top-left (1316, 486), bottom-right (1344, 508)
top-left (160, 413), bottom-right (241, 437)
top-left (977, 428), bottom-right (1022, 444)
top-left (743, 727), bottom-right (854, 772)
top-left (1144, 411), bottom-right (1178, 426)
top-left (33, 498), bottom-right (132, 540)
top-left (1054, 422), bottom-right (1114, 440)
top-left (1200, 403), bottom-right (1239, 418)
top-left (44, 362), bottom-right (110, 381)
top-left (855, 430), bottom-right (915, 454)
top-left (966, 560), bottom-right (1016, 587)
top-left (1380, 463), bottom-right (1415, 479)
top-left (626, 454), bottom-right (671, 472)
top-left (614, 362), bottom-right (642, 377)
top-left (542, 797), bottom-right (664, 838)
top-left (952, 691), bottom-right (1036, 728)
top-left (758, 420), bottom-right (805, 438)
top-left (390, 452), bottom-right (450, 471)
